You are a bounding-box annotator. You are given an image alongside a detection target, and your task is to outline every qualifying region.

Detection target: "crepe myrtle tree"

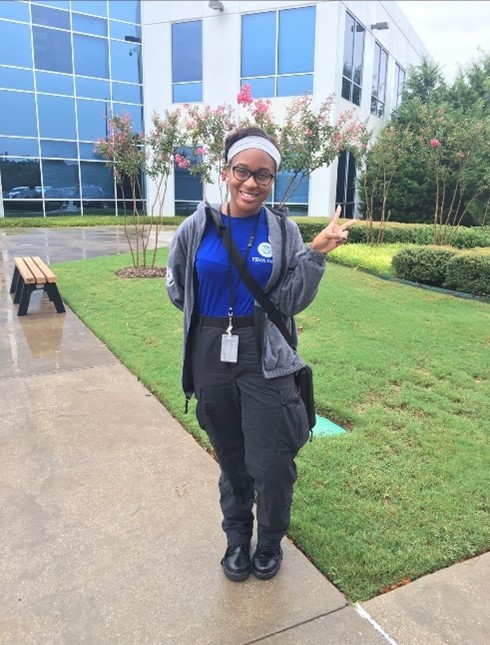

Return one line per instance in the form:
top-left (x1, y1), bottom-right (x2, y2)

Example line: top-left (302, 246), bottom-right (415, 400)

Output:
top-left (177, 85), bottom-right (369, 214)
top-left (95, 112), bottom-right (147, 267)
top-left (145, 108), bottom-right (185, 266)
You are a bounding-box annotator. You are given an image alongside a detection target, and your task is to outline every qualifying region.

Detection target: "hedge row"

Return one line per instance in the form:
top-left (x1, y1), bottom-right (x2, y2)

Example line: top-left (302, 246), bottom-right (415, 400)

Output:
top-left (392, 246), bottom-right (490, 297)
top-left (294, 219), bottom-right (490, 249)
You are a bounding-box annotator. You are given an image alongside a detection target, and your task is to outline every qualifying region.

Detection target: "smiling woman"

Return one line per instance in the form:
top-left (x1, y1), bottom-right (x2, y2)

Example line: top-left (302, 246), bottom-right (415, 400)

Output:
top-left (166, 125), bottom-right (355, 584)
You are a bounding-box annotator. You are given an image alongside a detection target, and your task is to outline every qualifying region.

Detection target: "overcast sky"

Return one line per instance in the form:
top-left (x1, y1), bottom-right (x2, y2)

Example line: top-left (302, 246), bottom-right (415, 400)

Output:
top-left (397, 1), bottom-right (490, 82)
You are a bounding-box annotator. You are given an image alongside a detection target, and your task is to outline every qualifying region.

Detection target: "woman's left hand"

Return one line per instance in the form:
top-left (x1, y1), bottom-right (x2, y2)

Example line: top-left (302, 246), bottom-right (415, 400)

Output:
top-left (310, 206), bottom-right (357, 255)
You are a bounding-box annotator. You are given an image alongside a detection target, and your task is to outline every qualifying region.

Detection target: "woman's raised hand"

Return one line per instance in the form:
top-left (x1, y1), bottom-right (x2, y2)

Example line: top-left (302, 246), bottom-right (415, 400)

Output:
top-left (310, 206), bottom-right (356, 255)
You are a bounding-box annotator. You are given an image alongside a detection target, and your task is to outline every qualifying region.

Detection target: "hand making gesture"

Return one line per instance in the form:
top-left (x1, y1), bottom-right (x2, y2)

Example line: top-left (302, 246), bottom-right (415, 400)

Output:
top-left (310, 206), bottom-right (356, 255)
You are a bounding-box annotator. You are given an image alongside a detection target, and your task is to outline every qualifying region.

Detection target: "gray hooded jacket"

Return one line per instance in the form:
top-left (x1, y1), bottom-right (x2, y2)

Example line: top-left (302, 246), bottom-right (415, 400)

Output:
top-left (166, 201), bottom-right (326, 397)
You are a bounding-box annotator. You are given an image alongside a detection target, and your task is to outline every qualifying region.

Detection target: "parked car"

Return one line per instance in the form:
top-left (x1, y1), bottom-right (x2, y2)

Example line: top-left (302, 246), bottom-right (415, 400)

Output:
top-left (8, 186), bottom-right (32, 198)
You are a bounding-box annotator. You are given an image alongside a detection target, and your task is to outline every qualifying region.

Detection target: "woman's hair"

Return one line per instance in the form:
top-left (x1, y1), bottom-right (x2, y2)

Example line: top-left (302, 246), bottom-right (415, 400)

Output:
top-left (224, 127), bottom-right (281, 163)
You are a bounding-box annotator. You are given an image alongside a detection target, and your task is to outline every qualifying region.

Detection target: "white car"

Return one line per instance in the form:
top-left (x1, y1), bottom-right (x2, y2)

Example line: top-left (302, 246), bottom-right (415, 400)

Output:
top-left (8, 186), bottom-right (31, 198)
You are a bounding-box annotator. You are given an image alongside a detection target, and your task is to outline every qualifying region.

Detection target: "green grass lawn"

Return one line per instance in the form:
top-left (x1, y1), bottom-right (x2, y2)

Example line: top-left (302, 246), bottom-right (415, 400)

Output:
top-left (54, 248), bottom-right (490, 602)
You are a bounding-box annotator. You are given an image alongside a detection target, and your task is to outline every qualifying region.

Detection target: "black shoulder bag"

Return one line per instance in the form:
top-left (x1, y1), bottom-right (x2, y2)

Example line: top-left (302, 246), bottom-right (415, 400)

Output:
top-left (219, 220), bottom-right (316, 431)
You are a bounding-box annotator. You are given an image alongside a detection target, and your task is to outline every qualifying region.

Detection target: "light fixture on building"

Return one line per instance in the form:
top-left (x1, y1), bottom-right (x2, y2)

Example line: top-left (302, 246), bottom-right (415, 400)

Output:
top-left (371, 22), bottom-right (389, 30)
top-left (209, 0), bottom-right (224, 11)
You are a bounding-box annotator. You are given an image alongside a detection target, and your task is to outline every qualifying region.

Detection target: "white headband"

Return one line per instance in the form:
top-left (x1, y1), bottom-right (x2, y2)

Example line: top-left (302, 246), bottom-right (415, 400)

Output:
top-left (227, 135), bottom-right (281, 169)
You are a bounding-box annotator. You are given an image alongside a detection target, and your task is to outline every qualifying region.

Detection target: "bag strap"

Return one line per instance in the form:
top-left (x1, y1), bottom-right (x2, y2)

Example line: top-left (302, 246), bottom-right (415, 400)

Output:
top-left (219, 216), bottom-right (295, 347)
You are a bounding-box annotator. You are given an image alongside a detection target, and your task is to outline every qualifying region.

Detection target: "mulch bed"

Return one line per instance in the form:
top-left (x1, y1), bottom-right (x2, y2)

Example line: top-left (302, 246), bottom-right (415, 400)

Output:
top-left (115, 267), bottom-right (167, 279)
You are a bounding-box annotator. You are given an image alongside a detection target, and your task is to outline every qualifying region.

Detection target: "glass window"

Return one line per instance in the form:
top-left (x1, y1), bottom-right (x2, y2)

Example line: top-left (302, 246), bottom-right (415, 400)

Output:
top-left (241, 12), bottom-right (276, 77)
top-left (0, 90), bottom-right (37, 136)
top-left (31, 5), bottom-right (70, 30)
top-left (31, 1), bottom-right (70, 8)
top-left (241, 7), bottom-right (315, 98)
top-left (371, 43), bottom-right (388, 118)
top-left (175, 147), bottom-right (202, 201)
top-left (336, 150), bottom-right (356, 218)
top-left (172, 21), bottom-right (202, 87)
top-left (341, 12), bottom-right (364, 106)
top-left (38, 95), bottom-right (76, 139)
top-left (172, 82), bottom-right (202, 104)
top-left (80, 162), bottom-right (114, 199)
top-left (71, 1), bottom-right (107, 18)
top-left (0, 21), bottom-right (32, 68)
top-left (0, 66), bottom-right (34, 91)
top-left (109, 20), bottom-right (141, 41)
top-left (0, 1), bottom-right (30, 22)
top-left (277, 74), bottom-right (313, 97)
top-left (77, 98), bottom-right (110, 141)
top-left (74, 34), bottom-right (109, 78)
top-left (41, 159), bottom-right (79, 195)
top-left (0, 137), bottom-right (39, 157)
top-left (393, 63), bottom-right (405, 111)
top-left (0, 157), bottom-right (41, 196)
top-left (274, 172), bottom-right (309, 205)
top-left (76, 76), bottom-right (110, 99)
top-left (112, 103), bottom-right (143, 133)
top-left (109, 1), bottom-right (140, 24)
top-left (79, 141), bottom-right (103, 160)
top-left (110, 40), bottom-right (141, 83)
top-left (36, 71), bottom-right (73, 95)
top-left (33, 26), bottom-right (72, 73)
top-left (41, 140), bottom-right (78, 158)
top-left (278, 7), bottom-right (315, 74)
top-left (111, 81), bottom-right (142, 104)
top-left (242, 77), bottom-right (275, 99)
top-left (72, 13), bottom-right (107, 36)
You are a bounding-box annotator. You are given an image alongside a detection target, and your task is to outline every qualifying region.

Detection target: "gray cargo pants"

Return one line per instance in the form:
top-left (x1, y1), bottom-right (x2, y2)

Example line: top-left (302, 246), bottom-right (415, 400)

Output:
top-left (191, 317), bottom-right (310, 547)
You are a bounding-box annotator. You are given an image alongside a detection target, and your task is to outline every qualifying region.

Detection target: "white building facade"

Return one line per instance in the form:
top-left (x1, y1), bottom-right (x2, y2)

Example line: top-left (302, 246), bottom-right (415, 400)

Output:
top-left (141, 0), bottom-right (428, 217)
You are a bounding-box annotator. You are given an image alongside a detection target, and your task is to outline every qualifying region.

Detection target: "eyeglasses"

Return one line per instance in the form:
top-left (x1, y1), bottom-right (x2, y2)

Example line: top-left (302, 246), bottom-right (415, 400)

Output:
top-left (231, 165), bottom-right (275, 187)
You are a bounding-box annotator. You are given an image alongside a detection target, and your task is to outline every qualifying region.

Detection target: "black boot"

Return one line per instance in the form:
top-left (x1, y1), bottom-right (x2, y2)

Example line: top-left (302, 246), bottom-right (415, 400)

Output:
top-left (251, 545), bottom-right (283, 580)
top-left (221, 543), bottom-right (251, 581)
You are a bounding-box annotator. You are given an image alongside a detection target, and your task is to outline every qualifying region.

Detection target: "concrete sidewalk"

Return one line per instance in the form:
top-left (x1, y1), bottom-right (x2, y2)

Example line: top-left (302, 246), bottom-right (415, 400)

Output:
top-left (1, 228), bottom-right (488, 644)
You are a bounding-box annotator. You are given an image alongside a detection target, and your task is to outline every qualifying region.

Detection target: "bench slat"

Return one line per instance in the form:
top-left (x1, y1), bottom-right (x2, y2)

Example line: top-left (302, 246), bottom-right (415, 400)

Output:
top-left (23, 256), bottom-right (46, 284)
top-left (14, 257), bottom-right (36, 284)
top-left (32, 256), bottom-right (57, 283)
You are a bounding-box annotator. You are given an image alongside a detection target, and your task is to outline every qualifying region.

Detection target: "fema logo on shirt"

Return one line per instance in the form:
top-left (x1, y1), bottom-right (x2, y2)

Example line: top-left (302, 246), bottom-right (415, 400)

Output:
top-left (256, 242), bottom-right (272, 260)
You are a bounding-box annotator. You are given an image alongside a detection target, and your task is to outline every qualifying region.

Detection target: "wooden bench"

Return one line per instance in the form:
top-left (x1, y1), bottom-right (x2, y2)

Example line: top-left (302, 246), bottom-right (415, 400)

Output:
top-left (10, 256), bottom-right (66, 316)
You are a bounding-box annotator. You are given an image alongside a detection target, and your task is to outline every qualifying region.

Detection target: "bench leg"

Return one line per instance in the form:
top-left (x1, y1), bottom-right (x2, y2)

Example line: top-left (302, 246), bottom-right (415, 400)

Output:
top-left (13, 275), bottom-right (26, 304)
top-left (18, 283), bottom-right (35, 316)
top-left (9, 266), bottom-right (20, 294)
top-left (44, 283), bottom-right (66, 314)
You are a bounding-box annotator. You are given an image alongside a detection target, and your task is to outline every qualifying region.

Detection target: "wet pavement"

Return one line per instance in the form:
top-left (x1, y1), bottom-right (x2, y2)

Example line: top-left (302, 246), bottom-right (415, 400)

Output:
top-left (0, 227), bottom-right (489, 644)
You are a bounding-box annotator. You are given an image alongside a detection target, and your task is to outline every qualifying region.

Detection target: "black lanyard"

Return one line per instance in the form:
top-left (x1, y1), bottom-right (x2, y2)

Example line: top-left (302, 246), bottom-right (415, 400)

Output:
top-left (224, 203), bottom-right (261, 321)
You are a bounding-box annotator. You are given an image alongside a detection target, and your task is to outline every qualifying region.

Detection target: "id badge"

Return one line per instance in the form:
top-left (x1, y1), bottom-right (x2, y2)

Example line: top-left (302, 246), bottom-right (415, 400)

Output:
top-left (220, 333), bottom-right (239, 363)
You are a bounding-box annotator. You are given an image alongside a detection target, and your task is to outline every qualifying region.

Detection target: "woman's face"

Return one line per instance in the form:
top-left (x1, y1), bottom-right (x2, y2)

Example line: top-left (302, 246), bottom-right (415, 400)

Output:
top-left (226, 148), bottom-right (276, 217)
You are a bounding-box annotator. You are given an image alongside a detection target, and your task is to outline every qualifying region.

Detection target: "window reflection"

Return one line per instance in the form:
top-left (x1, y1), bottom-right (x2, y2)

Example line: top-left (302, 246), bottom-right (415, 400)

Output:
top-left (109, 1), bottom-right (140, 24)
top-left (111, 81), bottom-right (142, 104)
top-left (36, 71), bottom-right (74, 95)
top-left (341, 13), bottom-right (364, 106)
top-left (336, 150), bottom-right (356, 218)
top-left (33, 26), bottom-right (73, 73)
top-left (0, 157), bottom-right (41, 198)
top-left (41, 140), bottom-right (78, 158)
top-left (0, 21), bottom-right (33, 67)
top-left (71, 1), bottom-right (107, 18)
top-left (109, 20), bottom-right (141, 41)
top-left (41, 159), bottom-right (79, 199)
top-left (79, 142), bottom-right (104, 160)
top-left (172, 21), bottom-right (202, 102)
top-left (110, 40), bottom-right (141, 83)
top-left (74, 34), bottom-right (109, 78)
top-left (76, 76), bottom-right (110, 99)
top-left (72, 13), bottom-right (107, 36)
top-left (38, 95), bottom-right (76, 139)
top-left (0, 90), bottom-right (37, 137)
top-left (80, 161), bottom-right (115, 199)
top-left (0, 1), bottom-right (30, 22)
top-left (0, 137), bottom-right (39, 157)
top-left (0, 67), bottom-right (34, 91)
top-left (77, 99), bottom-right (110, 141)
top-left (31, 5), bottom-right (70, 30)
top-left (112, 103), bottom-right (143, 133)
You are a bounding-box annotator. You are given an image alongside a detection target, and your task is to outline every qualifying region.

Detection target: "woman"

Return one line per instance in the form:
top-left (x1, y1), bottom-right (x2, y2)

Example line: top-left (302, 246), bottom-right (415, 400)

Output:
top-left (167, 126), bottom-right (354, 582)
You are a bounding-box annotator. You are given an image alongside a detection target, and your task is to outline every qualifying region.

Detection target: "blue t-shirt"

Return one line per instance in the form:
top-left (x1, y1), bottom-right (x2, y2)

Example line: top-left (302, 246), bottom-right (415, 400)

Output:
top-left (195, 208), bottom-right (273, 316)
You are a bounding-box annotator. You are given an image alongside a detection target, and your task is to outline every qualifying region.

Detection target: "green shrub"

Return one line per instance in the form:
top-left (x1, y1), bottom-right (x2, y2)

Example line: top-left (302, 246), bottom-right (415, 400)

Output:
top-left (293, 219), bottom-right (490, 249)
top-left (444, 249), bottom-right (490, 296)
top-left (392, 246), bottom-right (458, 287)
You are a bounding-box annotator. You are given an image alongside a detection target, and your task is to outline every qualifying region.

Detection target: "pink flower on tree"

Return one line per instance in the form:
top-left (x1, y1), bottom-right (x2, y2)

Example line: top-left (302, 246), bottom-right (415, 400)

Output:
top-left (430, 138), bottom-right (441, 148)
top-left (174, 152), bottom-right (191, 169)
top-left (237, 84), bottom-right (253, 106)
